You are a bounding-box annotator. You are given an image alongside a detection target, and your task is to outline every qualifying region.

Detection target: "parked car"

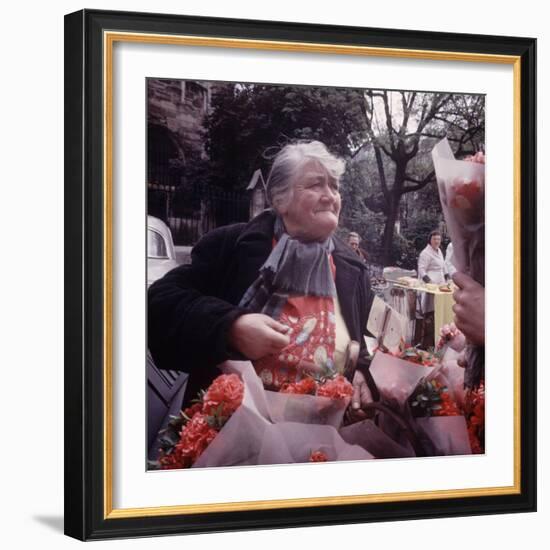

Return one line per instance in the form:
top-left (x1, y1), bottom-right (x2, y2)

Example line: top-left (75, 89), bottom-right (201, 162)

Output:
top-left (146, 215), bottom-right (188, 461)
top-left (147, 215), bottom-right (179, 287)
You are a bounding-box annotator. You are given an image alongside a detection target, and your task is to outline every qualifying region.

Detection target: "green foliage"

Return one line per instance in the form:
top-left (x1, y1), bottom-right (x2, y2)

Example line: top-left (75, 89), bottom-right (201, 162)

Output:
top-left (390, 233), bottom-right (418, 269)
top-left (203, 84), bottom-right (365, 190)
top-left (409, 379), bottom-right (448, 417)
top-left (338, 154), bottom-right (443, 268)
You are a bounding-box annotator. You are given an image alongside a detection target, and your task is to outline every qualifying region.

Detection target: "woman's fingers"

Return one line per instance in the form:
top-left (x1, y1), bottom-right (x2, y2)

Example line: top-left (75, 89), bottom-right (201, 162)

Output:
top-left (267, 327), bottom-right (290, 352)
top-left (228, 313), bottom-right (290, 359)
top-left (264, 316), bottom-right (291, 334)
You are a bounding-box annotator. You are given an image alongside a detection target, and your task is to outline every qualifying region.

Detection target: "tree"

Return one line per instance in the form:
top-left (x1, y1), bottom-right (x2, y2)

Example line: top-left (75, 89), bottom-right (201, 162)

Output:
top-left (352, 90), bottom-right (484, 264)
top-left (190, 83), bottom-right (485, 268)
top-left (203, 83), bottom-right (365, 190)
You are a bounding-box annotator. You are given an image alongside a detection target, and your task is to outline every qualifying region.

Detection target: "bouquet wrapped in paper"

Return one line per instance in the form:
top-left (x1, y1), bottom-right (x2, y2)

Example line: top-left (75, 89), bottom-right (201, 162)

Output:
top-left (432, 138), bottom-right (485, 388)
top-left (432, 138), bottom-right (485, 283)
top-left (154, 361), bottom-right (379, 469)
top-left (369, 351), bottom-right (438, 405)
top-left (368, 349), bottom-right (472, 456)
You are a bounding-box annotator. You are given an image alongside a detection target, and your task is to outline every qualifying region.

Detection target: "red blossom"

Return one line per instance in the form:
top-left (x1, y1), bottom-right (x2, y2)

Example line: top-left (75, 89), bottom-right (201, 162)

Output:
top-left (183, 402), bottom-right (203, 420)
top-left (202, 373), bottom-right (244, 417)
top-left (450, 179), bottom-right (483, 210)
top-left (175, 413), bottom-right (218, 465)
top-left (159, 451), bottom-right (189, 470)
top-left (280, 377), bottom-right (318, 395)
top-left (317, 375), bottom-right (353, 399)
top-left (309, 451), bottom-right (328, 462)
top-left (465, 382), bottom-right (485, 454)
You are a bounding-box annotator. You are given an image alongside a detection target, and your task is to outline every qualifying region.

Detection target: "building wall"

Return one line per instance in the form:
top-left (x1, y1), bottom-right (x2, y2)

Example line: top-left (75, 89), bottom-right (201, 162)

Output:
top-left (147, 78), bottom-right (214, 162)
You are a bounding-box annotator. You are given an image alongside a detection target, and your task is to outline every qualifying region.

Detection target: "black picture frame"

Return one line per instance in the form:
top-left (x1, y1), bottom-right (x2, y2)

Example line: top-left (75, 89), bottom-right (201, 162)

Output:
top-left (64, 8), bottom-right (537, 541)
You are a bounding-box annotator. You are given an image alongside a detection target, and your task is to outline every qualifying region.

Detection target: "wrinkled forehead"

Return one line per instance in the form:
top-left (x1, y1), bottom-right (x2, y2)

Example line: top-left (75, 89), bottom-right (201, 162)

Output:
top-left (292, 158), bottom-right (335, 183)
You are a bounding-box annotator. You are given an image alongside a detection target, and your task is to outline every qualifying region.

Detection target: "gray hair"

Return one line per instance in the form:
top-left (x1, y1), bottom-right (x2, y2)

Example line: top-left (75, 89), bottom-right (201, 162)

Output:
top-left (266, 141), bottom-right (346, 212)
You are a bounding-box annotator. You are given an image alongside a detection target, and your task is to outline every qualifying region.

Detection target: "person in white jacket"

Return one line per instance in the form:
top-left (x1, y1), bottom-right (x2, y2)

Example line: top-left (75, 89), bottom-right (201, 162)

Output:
top-left (417, 231), bottom-right (449, 347)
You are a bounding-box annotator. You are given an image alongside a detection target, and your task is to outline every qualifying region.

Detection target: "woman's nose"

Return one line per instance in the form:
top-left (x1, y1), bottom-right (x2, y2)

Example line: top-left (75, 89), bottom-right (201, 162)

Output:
top-left (320, 183), bottom-right (337, 200)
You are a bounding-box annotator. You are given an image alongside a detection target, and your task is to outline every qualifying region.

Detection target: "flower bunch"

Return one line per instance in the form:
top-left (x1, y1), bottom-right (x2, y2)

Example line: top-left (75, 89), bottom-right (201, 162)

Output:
top-left (409, 379), bottom-right (461, 417)
top-left (280, 377), bottom-right (317, 395)
top-left (155, 374), bottom-right (244, 470)
top-left (376, 339), bottom-right (443, 367)
top-left (317, 375), bottom-right (354, 399)
top-left (280, 374), bottom-right (353, 400)
top-left (202, 373), bottom-right (245, 421)
top-left (433, 140), bottom-right (486, 390)
top-left (464, 381), bottom-right (485, 454)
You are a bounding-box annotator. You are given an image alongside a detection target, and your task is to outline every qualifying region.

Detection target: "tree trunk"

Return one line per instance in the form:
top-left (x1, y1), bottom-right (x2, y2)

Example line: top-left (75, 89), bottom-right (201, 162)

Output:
top-left (382, 198), bottom-right (399, 265)
top-left (381, 164), bottom-right (406, 265)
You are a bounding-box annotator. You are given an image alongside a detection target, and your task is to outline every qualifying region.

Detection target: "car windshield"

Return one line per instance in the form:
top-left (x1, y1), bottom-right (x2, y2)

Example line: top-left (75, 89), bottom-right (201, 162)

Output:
top-left (147, 229), bottom-right (168, 258)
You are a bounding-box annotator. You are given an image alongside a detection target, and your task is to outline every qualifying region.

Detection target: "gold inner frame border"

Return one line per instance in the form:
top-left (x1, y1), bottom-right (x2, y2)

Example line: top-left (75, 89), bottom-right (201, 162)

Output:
top-left (102, 30), bottom-right (522, 520)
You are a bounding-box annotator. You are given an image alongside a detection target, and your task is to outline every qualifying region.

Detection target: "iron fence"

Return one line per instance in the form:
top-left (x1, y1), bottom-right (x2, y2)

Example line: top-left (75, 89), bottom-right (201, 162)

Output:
top-left (148, 183), bottom-right (249, 246)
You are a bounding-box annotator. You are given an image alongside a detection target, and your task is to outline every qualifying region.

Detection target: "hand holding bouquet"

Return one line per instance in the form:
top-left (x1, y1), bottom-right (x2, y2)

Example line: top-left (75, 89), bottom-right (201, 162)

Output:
top-left (432, 138), bottom-right (485, 388)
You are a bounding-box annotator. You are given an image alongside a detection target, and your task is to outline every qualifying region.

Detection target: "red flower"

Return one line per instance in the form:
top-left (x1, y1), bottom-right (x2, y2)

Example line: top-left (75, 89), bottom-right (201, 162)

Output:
top-left (175, 413), bottom-right (218, 465)
top-left (183, 402), bottom-right (203, 420)
top-left (317, 375), bottom-right (353, 399)
top-left (450, 179), bottom-right (483, 210)
top-left (159, 451), bottom-right (189, 470)
top-left (280, 377), bottom-right (318, 395)
top-left (309, 451), bottom-right (328, 462)
top-left (202, 374), bottom-right (244, 417)
top-left (465, 382), bottom-right (485, 454)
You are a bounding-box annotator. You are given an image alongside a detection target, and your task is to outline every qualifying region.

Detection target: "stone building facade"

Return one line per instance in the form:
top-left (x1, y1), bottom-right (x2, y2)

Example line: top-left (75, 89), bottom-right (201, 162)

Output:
top-left (147, 78), bottom-right (214, 187)
top-left (147, 78), bottom-right (266, 246)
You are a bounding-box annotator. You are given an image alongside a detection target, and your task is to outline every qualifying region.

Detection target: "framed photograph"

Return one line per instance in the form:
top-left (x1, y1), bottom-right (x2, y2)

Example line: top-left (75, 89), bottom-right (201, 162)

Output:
top-left (64, 9), bottom-right (536, 541)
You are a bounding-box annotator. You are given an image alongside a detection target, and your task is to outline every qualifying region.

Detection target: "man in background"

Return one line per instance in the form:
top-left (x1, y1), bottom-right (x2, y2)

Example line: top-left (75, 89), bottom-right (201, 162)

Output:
top-left (347, 231), bottom-right (368, 263)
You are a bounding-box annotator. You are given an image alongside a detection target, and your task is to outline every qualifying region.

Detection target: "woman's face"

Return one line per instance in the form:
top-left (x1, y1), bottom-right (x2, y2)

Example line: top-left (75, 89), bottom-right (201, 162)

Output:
top-left (430, 234), bottom-right (442, 249)
top-left (279, 160), bottom-right (341, 242)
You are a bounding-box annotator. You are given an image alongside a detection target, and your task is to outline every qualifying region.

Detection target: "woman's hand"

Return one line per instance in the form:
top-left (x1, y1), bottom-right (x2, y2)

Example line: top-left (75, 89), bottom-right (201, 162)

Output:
top-left (227, 313), bottom-right (291, 360)
top-left (452, 272), bottom-right (485, 346)
top-left (344, 370), bottom-right (374, 424)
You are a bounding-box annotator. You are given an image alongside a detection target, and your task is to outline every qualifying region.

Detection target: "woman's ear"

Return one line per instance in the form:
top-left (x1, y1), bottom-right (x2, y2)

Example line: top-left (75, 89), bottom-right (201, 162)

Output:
top-left (272, 196), bottom-right (288, 217)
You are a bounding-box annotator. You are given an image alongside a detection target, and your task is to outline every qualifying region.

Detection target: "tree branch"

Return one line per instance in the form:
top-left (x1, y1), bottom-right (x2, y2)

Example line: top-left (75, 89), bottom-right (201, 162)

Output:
top-left (382, 91), bottom-right (397, 153)
top-left (372, 142), bottom-right (390, 202)
top-left (403, 170), bottom-right (435, 192)
top-left (349, 140), bottom-right (370, 159)
top-left (400, 91), bottom-right (415, 135)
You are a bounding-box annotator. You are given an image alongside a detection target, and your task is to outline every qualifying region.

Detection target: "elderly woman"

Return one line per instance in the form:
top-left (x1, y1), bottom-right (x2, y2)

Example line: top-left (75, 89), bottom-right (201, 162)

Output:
top-left (148, 141), bottom-right (376, 421)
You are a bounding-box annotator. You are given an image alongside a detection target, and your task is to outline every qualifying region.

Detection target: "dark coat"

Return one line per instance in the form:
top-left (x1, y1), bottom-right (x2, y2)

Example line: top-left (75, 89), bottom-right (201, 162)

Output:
top-left (148, 210), bottom-right (376, 407)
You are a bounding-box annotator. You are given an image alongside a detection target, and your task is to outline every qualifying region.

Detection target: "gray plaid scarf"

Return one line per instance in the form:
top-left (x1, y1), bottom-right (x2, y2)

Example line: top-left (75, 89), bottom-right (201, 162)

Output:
top-left (239, 216), bottom-right (336, 320)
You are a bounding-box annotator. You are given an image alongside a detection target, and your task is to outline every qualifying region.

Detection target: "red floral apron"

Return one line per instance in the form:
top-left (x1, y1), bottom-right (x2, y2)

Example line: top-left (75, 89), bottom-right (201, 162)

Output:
top-left (253, 256), bottom-right (337, 391)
